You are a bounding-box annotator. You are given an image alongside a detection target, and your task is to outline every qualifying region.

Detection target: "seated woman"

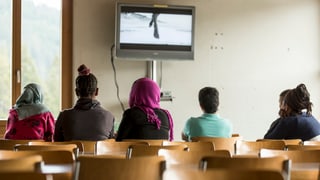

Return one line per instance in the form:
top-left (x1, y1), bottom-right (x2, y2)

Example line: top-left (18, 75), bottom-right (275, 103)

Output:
top-left (4, 83), bottom-right (55, 141)
top-left (54, 64), bottom-right (114, 141)
top-left (264, 84), bottom-right (320, 141)
top-left (116, 77), bottom-right (174, 141)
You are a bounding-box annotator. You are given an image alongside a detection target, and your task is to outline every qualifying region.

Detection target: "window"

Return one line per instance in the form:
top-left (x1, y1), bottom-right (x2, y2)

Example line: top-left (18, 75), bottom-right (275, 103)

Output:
top-left (0, 0), bottom-right (72, 120)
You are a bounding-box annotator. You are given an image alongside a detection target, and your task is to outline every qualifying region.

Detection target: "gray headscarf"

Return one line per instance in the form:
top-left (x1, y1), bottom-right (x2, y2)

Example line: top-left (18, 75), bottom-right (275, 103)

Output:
top-left (14, 83), bottom-right (49, 120)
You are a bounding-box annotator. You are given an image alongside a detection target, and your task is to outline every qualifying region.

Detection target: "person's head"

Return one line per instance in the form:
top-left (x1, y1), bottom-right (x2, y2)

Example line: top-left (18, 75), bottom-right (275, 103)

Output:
top-left (198, 87), bottom-right (219, 114)
top-left (75, 64), bottom-right (98, 98)
top-left (15, 83), bottom-right (44, 107)
top-left (278, 89), bottom-right (290, 118)
top-left (129, 77), bottom-right (160, 108)
top-left (283, 83), bottom-right (312, 116)
top-left (279, 89), bottom-right (290, 109)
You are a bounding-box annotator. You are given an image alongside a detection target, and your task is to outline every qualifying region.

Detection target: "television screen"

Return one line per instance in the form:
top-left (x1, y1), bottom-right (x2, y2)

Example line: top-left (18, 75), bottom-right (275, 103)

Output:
top-left (115, 3), bottom-right (195, 61)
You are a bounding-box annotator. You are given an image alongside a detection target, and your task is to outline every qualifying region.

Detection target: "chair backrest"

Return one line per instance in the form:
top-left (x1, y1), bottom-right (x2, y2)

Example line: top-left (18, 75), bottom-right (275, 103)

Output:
top-left (35, 161), bottom-right (79, 180)
top-left (0, 172), bottom-right (50, 180)
top-left (260, 148), bottom-right (320, 163)
top-left (256, 139), bottom-right (302, 146)
top-left (200, 156), bottom-right (290, 179)
top-left (14, 144), bottom-right (79, 158)
top-left (162, 141), bottom-right (215, 151)
top-left (158, 149), bottom-right (230, 167)
top-left (77, 155), bottom-right (165, 180)
top-left (0, 150), bottom-right (75, 164)
top-left (303, 141), bottom-right (320, 146)
top-left (286, 144), bottom-right (320, 150)
top-left (95, 141), bottom-right (148, 156)
top-left (163, 168), bottom-right (285, 180)
top-left (76, 140), bottom-right (97, 154)
top-left (235, 140), bottom-right (286, 155)
top-left (122, 139), bottom-right (168, 146)
top-left (127, 144), bottom-right (186, 158)
top-left (29, 141), bottom-right (84, 153)
top-left (0, 139), bottom-right (44, 150)
top-left (191, 136), bottom-right (242, 155)
top-left (0, 155), bottom-right (43, 172)
top-left (260, 148), bottom-right (320, 180)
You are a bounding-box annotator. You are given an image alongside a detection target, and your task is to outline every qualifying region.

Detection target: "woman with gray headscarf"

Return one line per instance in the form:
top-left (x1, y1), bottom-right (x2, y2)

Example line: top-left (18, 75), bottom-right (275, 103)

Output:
top-left (4, 83), bottom-right (55, 141)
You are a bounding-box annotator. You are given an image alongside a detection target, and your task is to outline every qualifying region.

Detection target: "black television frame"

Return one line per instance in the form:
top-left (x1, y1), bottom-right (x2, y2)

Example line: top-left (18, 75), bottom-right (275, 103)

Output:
top-left (115, 3), bottom-right (195, 61)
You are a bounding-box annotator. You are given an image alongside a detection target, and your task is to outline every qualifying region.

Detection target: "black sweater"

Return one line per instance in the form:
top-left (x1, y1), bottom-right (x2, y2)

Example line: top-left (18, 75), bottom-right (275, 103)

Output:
top-left (116, 107), bottom-right (170, 141)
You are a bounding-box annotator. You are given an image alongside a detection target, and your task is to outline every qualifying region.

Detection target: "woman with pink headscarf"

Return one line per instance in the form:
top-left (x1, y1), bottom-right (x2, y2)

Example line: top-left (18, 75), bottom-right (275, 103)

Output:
top-left (116, 77), bottom-right (174, 141)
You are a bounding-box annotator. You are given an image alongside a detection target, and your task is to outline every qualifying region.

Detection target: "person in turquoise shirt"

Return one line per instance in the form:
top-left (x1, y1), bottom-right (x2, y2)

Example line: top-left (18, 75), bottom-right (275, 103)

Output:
top-left (182, 87), bottom-right (232, 141)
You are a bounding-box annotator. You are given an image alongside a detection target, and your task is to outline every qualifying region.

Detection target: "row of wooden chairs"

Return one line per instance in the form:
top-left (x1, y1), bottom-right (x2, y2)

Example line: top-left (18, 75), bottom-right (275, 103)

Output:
top-left (0, 152), bottom-right (76, 180)
top-left (3, 137), bottom-right (320, 157)
top-left (0, 138), bottom-right (311, 157)
top-left (1, 138), bottom-right (320, 180)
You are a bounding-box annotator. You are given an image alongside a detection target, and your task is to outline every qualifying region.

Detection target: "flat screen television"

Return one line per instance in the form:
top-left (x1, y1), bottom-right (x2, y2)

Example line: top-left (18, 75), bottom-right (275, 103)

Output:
top-left (115, 3), bottom-right (195, 61)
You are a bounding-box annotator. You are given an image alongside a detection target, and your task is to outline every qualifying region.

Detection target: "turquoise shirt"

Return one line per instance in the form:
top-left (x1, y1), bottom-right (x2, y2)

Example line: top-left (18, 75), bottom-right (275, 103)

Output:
top-left (183, 113), bottom-right (232, 140)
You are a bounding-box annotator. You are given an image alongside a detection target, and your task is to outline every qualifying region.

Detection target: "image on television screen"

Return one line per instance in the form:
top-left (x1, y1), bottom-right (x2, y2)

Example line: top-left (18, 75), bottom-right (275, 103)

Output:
top-left (119, 12), bottom-right (192, 46)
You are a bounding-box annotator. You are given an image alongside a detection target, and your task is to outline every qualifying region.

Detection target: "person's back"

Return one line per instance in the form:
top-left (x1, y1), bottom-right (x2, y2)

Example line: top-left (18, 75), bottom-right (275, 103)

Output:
top-left (54, 64), bottom-right (114, 141)
top-left (185, 114), bottom-right (231, 138)
top-left (116, 77), bottom-right (174, 141)
top-left (264, 84), bottom-right (320, 141)
top-left (116, 107), bottom-right (170, 140)
top-left (182, 87), bottom-right (232, 141)
top-left (4, 83), bottom-right (55, 141)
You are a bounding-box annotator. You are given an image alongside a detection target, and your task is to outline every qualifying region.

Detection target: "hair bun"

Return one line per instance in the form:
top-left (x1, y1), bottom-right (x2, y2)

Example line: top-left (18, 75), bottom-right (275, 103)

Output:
top-left (295, 83), bottom-right (310, 101)
top-left (78, 64), bottom-right (90, 76)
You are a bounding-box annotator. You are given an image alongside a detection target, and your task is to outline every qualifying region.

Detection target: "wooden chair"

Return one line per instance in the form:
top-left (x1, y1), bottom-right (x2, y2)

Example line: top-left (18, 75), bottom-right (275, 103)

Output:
top-left (35, 161), bottom-right (79, 180)
top-left (163, 168), bottom-right (285, 180)
top-left (286, 144), bottom-right (320, 150)
top-left (158, 149), bottom-right (230, 168)
top-left (0, 150), bottom-right (75, 164)
top-left (0, 155), bottom-right (43, 172)
top-left (260, 148), bottom-right (320, 163)
top-left (162, 141), bottom-right (215, 151)
top-left (0, 150), bottom-right (76, 180)
top-left (29, 141), bottom-right (84, 154)
top-left (303, 141), bottom-right (320, 146)
top-left (122, 139), bottom-right (168, 146)
top-left (260, 148), bottom-right (320, 180)
top-left (14, 144), bottom-right (79, 158)
top-left (77, 140), bottom-right (97, 154)
top-left (257, 139), bottom-right (302, 146)
top-left (77, 155), bottom-right (165, 180)
top-left (191, 136), bottom-right (242, 155)
top-left (127, 144), bottom-right (187, 158)
top-left (95, 141), bottom-right (148, 157)
top-left (0, 172), bottom-right (50, 180)
top-left (200, 156), bottom-right (290, 180)
top-left (235, 140), bottom-right (286, 155)
top-left (0, 139), bottom-right (44, 150)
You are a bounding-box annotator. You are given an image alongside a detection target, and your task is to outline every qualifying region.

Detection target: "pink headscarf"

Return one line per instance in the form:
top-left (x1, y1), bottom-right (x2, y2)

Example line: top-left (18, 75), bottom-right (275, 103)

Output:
top-left (129, 77), bottom-right (174, 141)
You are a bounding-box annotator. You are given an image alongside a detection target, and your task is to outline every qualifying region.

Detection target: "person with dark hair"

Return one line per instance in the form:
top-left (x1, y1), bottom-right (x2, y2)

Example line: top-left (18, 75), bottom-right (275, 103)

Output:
top-left (54, 64), bottom-right (114, 141)
top-left (264, 84), bottom-right (320, 141)
top-left (264, 89), bottom-right (291, 135)
top-left (116, 77), bottom-right (174, 141)
top-left (181, 87), bottom-right (232, 141)
top-left (4, 83), bottom-right (55, 141)
top-left (278, 89), bottom-right (291, 118)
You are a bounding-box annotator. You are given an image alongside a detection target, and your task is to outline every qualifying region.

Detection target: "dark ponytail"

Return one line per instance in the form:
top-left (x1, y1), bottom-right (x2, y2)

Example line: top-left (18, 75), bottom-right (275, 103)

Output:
top-left (285, 83), bottom-right (312, 116)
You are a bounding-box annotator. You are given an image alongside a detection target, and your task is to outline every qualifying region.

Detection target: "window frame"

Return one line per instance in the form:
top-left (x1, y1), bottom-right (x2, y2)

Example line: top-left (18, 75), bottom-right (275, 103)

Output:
top-left (8, 0), bottom-right (73, 116)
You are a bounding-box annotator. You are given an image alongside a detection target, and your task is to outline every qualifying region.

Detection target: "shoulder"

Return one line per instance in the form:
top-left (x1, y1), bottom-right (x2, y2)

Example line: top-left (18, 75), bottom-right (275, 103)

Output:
top-left (124, 107), bottom-right (144, 115)
top-left (8, 109), bottom-right (18, 116)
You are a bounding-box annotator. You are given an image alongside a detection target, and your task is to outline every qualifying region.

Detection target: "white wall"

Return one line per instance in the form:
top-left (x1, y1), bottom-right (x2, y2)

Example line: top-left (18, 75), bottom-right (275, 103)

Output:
top-left (73, 0), bottom-right (320, 141)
